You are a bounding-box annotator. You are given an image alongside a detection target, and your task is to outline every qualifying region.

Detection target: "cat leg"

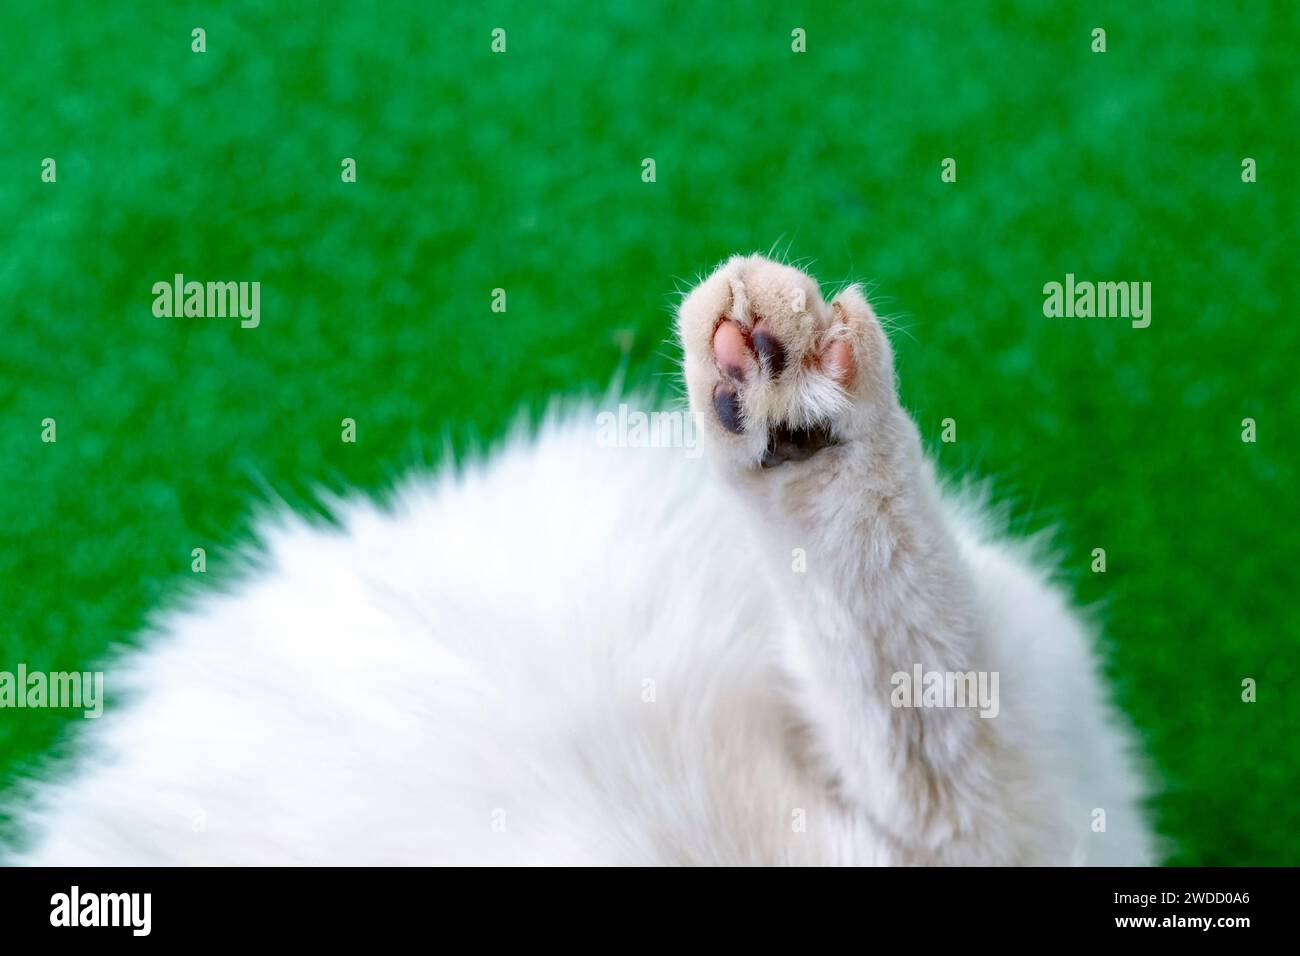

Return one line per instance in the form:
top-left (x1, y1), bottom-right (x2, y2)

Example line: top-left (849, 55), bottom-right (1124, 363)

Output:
top-left (677, 254), bottom-right (1034, 861)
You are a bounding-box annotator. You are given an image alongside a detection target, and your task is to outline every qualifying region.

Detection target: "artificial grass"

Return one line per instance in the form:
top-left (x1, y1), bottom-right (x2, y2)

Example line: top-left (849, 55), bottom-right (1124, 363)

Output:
top-left (1, 0), bottom-right (1296, 864)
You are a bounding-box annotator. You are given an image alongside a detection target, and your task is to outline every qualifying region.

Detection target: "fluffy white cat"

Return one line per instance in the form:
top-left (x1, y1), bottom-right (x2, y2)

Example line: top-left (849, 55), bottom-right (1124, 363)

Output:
top-left (11, 255), bottom-right (1155, 865)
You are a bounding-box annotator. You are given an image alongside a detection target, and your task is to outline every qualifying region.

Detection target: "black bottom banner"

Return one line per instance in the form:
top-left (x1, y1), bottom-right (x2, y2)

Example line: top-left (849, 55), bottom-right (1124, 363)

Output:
top-left (0, 865), bottom-right (1284, 941)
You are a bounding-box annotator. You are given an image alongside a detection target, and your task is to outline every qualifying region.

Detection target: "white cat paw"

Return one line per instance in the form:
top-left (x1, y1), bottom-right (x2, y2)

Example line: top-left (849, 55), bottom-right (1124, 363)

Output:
top-left (677, 254), bottom-right (890, 469)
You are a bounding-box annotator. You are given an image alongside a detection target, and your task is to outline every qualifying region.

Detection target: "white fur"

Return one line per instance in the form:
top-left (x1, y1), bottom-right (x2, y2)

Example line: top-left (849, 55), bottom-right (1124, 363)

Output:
top-left (10, 256), bottom-right (1156, 866)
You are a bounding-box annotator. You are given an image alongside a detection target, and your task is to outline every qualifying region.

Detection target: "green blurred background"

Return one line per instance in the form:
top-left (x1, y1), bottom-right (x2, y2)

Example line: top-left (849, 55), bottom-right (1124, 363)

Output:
top-left (2, 1), bottom-right (1296, 863)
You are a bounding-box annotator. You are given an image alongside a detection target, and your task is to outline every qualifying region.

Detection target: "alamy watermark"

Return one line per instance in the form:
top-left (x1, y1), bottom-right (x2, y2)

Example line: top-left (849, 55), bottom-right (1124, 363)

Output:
top-left (152, 273), bottom-right (260, 328)
top-left (0, 664), bottom-right (103, 718)
top-left (890, 664), bottom-right (999, 718)
top-left (596, 404), bottom-right (703, 458)
top-left (1042, 273), bottom-right (1150, 329)
top-left (50, 886), bottom-right (151, 936)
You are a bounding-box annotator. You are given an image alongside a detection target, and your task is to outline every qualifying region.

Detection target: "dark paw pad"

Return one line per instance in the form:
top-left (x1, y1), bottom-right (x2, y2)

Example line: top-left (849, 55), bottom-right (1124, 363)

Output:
top-left (712, 383), bottom-right (745, 434)
top-left (752, 325), bottom-right (788, 378)
top-left (761, 422), bottom-right (836, 467)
